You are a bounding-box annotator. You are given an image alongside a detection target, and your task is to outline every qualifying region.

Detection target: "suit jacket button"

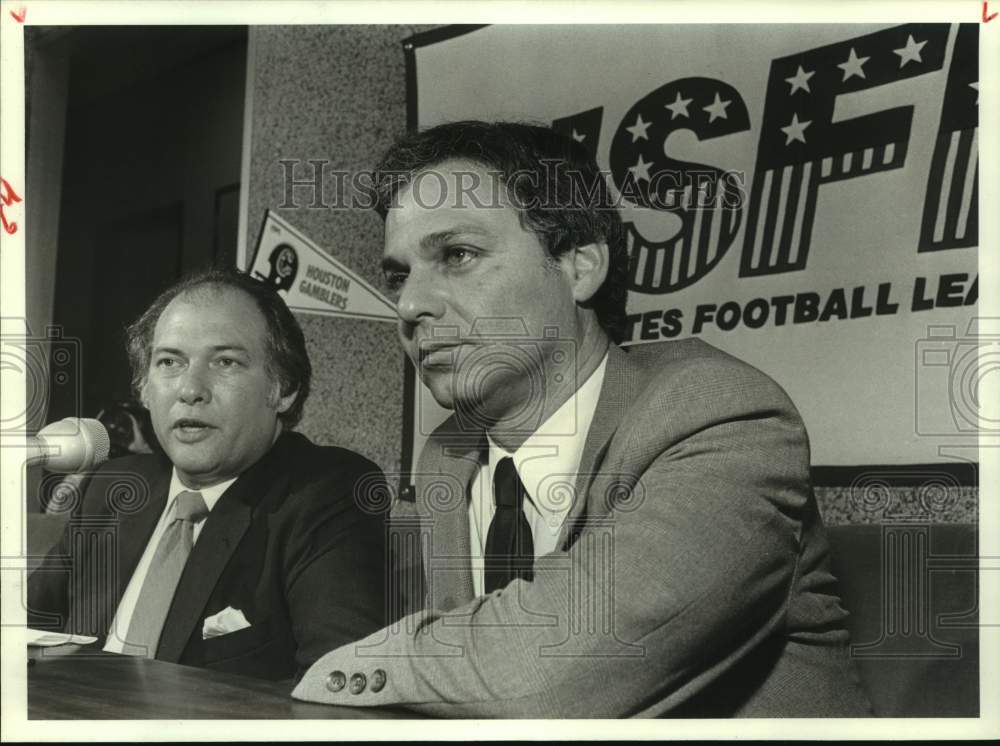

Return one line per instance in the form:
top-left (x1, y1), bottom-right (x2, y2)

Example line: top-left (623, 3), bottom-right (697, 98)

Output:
top-left (370, 669), bottom-right (387, 693)
top-left (349, 673), bottom-right (367, 694)
top-left (325, 671), bottom-right (346, 693)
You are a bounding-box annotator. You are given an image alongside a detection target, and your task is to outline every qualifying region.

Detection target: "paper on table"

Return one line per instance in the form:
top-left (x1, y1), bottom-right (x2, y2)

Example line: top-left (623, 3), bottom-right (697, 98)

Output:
top-left (27, 628), bottom-right (97, 647)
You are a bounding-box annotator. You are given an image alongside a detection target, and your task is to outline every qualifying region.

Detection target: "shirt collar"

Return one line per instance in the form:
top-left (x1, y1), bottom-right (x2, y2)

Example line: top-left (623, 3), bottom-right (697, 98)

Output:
top-left (486, 353), bottom-right (608, 514)
top-left (167, 469), bottom-right (238, 516)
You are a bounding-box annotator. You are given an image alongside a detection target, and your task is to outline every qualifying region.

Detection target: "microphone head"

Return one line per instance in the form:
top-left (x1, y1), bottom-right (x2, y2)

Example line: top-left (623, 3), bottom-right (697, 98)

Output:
top-left (37, 417), bottom-right (111, 472)
top-left (79, 417), bottom-right (112, 468)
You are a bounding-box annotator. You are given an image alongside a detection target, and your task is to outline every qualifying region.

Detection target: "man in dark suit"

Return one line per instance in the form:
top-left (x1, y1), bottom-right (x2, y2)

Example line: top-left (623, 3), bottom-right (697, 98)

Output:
top-left (292, 121), bottom-right (873, 715)
top-left (29, 268), bottom-right (389, 682)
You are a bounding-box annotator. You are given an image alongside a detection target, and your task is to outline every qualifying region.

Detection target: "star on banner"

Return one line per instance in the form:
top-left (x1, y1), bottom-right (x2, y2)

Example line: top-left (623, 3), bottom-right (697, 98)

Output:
top-left (785, 65), bottom-right (815, 95)
top-left (629, 154), bottom-right (654, 182)
top-left (893, 34), bottom-right (927, 67)
top-left (571, 129), bottom-right (586, 142)
top-left (625, 114), bottom-right (652, 142)
top-left (703, 93), bottom-right (731, 123)
top-left (780, 113), bottom-right (811, 145)
top-left (838, 47), bottom-right (869, 81)
top-left (969, 81), bottom-right (979, 104)
top-left (664, 91), bottom-right (693, 119)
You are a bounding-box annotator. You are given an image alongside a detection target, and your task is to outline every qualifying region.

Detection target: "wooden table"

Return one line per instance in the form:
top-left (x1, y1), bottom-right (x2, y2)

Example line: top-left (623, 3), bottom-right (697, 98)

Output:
top-left (28, 646), bottom-right (415, 719)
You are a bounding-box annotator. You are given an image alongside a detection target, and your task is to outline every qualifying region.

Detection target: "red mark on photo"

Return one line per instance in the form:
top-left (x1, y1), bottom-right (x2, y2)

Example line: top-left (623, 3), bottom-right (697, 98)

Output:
top-left (0, 177), bottom-right (23, 235)
top-left (985, 1), bottom-right (998, 22)
top-left (9, 6), bottom-right (26, 23)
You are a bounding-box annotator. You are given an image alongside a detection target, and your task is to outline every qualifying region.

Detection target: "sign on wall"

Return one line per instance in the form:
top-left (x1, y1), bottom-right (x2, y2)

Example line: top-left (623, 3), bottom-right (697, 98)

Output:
top-left (249, 210), bottom-right (397, 322)
top-left (407, 23), bottom-right (981, 466)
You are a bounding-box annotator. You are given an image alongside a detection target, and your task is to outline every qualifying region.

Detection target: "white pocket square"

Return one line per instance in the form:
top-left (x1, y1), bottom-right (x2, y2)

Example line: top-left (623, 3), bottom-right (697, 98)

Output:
top-left (202, 606), bottom-right (251, 640)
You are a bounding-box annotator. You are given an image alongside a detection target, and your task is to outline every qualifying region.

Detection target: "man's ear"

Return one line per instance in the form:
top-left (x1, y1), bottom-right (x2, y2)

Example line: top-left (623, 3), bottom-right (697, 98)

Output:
top-left (139, 380), bottom-right (150, 409)
top-left (273, 385), bottom-right (298, 415)
top-left (567, 241), bottom-right (609, 304)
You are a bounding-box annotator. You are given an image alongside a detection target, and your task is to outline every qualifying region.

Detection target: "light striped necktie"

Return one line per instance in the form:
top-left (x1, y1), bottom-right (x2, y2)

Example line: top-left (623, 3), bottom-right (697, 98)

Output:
top-left (122, 490), bottom-right (209, 658)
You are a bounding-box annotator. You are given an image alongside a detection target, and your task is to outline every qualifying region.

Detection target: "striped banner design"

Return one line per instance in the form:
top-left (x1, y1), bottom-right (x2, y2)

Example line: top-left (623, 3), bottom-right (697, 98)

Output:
top-left (920, 127), bottom-right (978, 251)
top-left (627, 180), bottom-right (742, 294)
top-left (741, 139), bottom-right (910, 277)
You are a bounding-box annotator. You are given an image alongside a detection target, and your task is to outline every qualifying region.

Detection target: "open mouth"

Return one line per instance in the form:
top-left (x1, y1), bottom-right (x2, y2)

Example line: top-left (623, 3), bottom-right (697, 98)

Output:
top-left (172, 418), bottom-right (215, 442)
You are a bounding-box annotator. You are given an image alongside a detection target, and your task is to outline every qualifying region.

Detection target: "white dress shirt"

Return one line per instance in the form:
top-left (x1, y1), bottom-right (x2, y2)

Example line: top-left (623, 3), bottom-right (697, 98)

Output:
top-left (103, 471), bottom-right (235, 653)
top-left (468, 354), bottom-right (608, 597)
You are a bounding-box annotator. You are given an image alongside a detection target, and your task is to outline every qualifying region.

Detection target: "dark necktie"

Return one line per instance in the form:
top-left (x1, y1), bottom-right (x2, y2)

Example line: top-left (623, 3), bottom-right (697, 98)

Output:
top-left (122, 490), bottom-right (208, 657)
top-left (484, 457), bottom-right (534, 593)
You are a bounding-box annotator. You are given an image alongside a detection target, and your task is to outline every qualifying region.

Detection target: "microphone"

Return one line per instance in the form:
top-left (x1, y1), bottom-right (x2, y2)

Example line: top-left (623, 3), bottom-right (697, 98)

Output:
top-left (26, 418), bottom-right (111, 472)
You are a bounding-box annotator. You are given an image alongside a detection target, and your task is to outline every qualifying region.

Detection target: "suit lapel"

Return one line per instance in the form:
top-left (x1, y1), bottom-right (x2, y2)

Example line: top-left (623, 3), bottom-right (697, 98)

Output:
top-left (82, 458), bottom-right (168, 643)
top-left (559, 344), bottom-right (638, 547)
top-left (154, 434), bottom-right (294, 662)
top-left (417, 429), bottom-right (483, 611)
top-left (114, 461), bottom-right (171, 603)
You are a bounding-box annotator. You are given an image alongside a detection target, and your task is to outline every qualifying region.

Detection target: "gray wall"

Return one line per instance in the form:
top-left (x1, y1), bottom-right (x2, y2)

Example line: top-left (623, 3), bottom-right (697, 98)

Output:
top-left (244, 26), bottom-right (432, 477)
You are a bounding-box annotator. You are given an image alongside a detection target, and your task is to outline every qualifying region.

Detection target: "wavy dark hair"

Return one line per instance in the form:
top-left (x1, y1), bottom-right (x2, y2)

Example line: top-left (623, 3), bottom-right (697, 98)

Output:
top-left (125, 268), bottom-right (312, 428)
top-left (372, 120), bottom-right (629, 343)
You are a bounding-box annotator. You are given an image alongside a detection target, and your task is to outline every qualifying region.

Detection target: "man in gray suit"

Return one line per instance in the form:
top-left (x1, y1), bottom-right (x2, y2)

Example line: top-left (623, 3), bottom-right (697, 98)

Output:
top-left (294, 121), bottom-right (872, 717)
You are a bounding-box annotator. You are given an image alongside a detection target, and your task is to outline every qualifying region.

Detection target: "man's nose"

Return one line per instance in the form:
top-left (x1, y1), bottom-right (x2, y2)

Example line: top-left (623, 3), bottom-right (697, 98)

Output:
top-left (395, 269), bottom-right (446, 325)
top-left (177, 363), bottom-right (212, 404)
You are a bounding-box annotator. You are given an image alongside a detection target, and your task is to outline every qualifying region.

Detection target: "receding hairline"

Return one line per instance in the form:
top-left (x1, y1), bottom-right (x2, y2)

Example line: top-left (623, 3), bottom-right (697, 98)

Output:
top-left (167, 280), bottom-right (254, 305)
top-left (147, 283), bottom-right (277, 368)
top-left (153, 282), bottom-right (268, 325)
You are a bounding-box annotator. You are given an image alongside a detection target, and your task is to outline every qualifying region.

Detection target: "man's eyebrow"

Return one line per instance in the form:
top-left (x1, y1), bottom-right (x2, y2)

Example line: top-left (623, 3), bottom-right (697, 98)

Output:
top-left (382, 225), bottom-right (493, 272)
top-left (151, 345), bottom-right (250, 355)
top-left (210, 345), bottom-right (250, 354)
top-left (420, 226), bottom-right (490, 247)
